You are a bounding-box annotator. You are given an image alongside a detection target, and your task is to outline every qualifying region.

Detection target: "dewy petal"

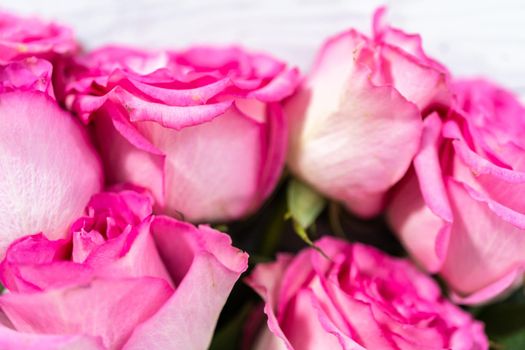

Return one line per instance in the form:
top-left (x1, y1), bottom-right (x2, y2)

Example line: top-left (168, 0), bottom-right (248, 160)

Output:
top-left (440, 179), bottom-right (525, 300)
top-left (0, 323), bottom-right (105, 350)
top-left (0, 92), bottom-right (102, 256)
top-left (0, 277), bottom-right (173, 350)
top-left (123, 216), bottom-right (247, 350)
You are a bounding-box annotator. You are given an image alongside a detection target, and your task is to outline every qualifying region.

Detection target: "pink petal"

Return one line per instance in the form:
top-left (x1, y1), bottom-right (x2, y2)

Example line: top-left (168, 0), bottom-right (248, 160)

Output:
top-left (110, 75), bottom-right (233, 106)
top-left (92, 107), bottom-right (166, 208)
top-left (123, 216), bottom-right (248, 350)
top-left (287, 53), bottom-right (421, 217)
top-left (377, 45), bottom-right (450, 110)
top-left (387, 171), bottom-right (451, 273)
top-left (245, 255), bottom-right (295, 350)
top-left (0, 277), bottom-right (173, 350)
top-left (0, 323), bottom-right (105, 350)
top-left (0, 92), bottom-right (102, 256)
top-left (257, 102), bottom-right (288, 202)
top-left (86, 217), bottom-right (172, 285)
top-left (440, 179), bottom-right (525, 299)
top-left (0, 58), bottom-right (55, 98)
top-left (248, 68), bottom-right (301, 102)
top-left (136, 105), bottom-right (265, 222)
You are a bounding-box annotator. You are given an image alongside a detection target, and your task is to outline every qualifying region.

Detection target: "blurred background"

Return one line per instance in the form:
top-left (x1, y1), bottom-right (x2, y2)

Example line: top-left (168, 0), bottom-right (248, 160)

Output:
top-left (4, 0), bottom-right (525, 100)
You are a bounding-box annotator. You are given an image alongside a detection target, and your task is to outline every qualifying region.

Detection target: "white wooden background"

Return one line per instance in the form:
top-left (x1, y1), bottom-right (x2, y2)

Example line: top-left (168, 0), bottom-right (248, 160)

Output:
top-left (3, 0), bottom-right (525, 100)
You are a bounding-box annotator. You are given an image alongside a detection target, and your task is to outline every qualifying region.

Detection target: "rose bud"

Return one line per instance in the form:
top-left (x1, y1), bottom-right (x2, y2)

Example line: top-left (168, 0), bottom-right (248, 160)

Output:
top-left (246, 237), bottom-right (488, 350)
top-left (0, 188), bottom-right (248, 349)
top-left (62, 45), bottom-right (299, 223)
top-left (285, 8), bottom-right (449, 217)
top-left (0, 89), bottom-right (102, 257)
top-left (388, 79), bottom-right (525, 304)
top-left (0, 10), bottom-right (77, 63)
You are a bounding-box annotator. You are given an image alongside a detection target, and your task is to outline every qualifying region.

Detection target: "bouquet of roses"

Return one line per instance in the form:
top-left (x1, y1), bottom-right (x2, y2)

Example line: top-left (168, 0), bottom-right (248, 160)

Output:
top-left (0, 6), bottom-right (523, 350)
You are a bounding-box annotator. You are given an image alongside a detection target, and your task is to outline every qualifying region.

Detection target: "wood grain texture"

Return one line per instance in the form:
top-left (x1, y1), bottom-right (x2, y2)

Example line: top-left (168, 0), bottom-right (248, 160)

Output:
top-left (4, 0), bottom-right (525, 98)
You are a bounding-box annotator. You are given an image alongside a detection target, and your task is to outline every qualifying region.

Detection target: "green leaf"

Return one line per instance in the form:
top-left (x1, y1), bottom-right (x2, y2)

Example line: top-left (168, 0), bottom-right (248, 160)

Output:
top-left (286, 178), bottom-right (326, 229)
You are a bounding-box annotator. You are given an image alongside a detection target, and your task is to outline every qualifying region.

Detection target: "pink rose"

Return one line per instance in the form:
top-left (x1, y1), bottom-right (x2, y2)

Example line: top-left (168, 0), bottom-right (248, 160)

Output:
top-left (0, 188), bottom-right (248, 349)
top-left (388, 79), bottom-right (525, 304)
top-left (62, 45), bottom-right (299, 222)
top-left (246, 237), bottom-right (488, 350)
top-left (0, 11), bottom-right (77, 63)
top-left (0, 90), bottom-right (102, 256)
top-left (285, 8), bottom-right (449, 217)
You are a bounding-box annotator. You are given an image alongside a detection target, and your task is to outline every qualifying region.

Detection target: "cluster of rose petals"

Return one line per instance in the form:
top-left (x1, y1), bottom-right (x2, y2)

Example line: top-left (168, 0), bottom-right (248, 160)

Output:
top-left (388, 79), bottom-right (525, 304)
top-left (285, 8), bottom-right (449, 218)
top-left (0, 188), bottom-right (248, 350)
top-left (246, 237), bottom-right (488, 350)
top-left (62, 45), bottom-right (299, 223)
top-left (0, 58), bottom-right (55, 96)
top-left (0, 11), bottom-right (77, 63)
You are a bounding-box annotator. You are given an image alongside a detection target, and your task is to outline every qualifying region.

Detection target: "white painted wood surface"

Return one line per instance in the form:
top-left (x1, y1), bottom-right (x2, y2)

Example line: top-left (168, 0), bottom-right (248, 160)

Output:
top-left (3, 0), bottom-right (525, 99)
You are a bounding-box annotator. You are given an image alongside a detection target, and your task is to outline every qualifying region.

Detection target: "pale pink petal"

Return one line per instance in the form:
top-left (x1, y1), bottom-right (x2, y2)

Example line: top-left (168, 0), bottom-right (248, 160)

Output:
top-left (258, 102), bottom-right (288, 201)
top-left (440, 179), bottom-right (525, 299)
top-left (387, 113), bottom-right (453, 272)
top-left (0, 92), bottom-right (102, 256)
top-left (387, 171), bottom-right (451, 273)
top-left (92, 107), bottom-right (166, 208)
top-left (248, 68), bottom-right (301, 102)
top-left (377, 45), bottom-right (450, 110)
top-left (288, 62), bottom-right (421, 217)
top-left (0, 277), bottom-right (173, 350)
top-left (282, 288), bottom-right (348, 350)
top-left (0, 323), bottom-right (105, 350)
top-left (137, 105), bottom-right (264, 222)
top-left (414, 113), bottom-right (453, 222)
top-left (245, 255), bottom-right (295, 350)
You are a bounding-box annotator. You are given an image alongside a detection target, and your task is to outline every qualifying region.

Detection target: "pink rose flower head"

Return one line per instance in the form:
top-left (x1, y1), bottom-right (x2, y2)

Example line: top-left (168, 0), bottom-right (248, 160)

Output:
top-left (62, 44), bottom-right (300, 223)
top-left (0, 89), bottom-right (103, 257)
top-left (0, 188), bottom-right (248, 350)
top-left (0, 10), bottom-right (77, 63)
top-left (388, 79), bottom-right (525, 304)
top-left (246, 237), bottom-right (488, 350)
top-left (285, 7), bottom-right (450, 218)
